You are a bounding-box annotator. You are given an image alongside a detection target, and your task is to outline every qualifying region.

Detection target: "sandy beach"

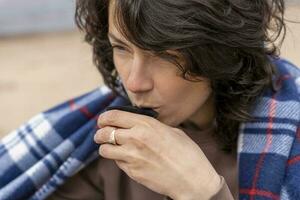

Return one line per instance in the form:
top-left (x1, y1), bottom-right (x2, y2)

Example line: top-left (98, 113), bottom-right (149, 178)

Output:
top-left (0, 5), bottom-right (300, 138)
top-left (0, 31), bottom-right (103, 137)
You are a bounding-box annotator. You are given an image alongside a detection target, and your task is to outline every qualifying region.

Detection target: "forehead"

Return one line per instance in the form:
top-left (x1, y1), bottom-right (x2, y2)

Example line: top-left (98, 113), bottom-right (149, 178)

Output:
top-left (106, 0), bottom-right (183, 59)
top-left (108, 0), bottom-right (124, 40)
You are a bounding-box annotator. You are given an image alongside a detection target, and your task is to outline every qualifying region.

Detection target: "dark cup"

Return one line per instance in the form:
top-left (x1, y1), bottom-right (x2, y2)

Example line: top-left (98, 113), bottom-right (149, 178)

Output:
top-left (105, 105), bottom-right (159, 119)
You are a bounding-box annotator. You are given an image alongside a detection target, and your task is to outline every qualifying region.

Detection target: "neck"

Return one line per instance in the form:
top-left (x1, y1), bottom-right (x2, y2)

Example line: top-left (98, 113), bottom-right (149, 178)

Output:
top-left (179, 118), bottom-right (216, 132)
top-left (187, 93), bottom-right (216, 130)
top-left (178, 119), bottom-right (217, 145)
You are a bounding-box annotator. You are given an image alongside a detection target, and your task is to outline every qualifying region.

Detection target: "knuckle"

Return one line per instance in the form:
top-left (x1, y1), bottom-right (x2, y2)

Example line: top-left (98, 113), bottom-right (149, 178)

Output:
top-left (127, 149), bottom-right (141, 163)
top-left (130, 168), bottom-right (145, 182)
top-left (115, 160), bottom-right (126, 171)
top-left (135, 140), bottom-right (147, 150)
top-left (105, 111), bottom-right (118, 123)
top-left (124, 152), bottom-right (135, 163)
top-left (134, 171), bottom-right (144, 181)
top-left (98, 111), bottom-right (118, 126)
top-left (136, 128), bottom-right (150, 143)
top-left (141, 118), bottom-right (155, 129)
top-left (94, 128), bottom-right (107, 143)
top-left (134, 142), bottom-right (143, 150)
top-left (172, 127), bottom-right (184, 134)
top-left (130, 170), bottom-right (139, 180)
top-left (147, 117), bottom-right (157, 125)
top-left (137, 133), bottom-right (148, 147)
top-left (103, 127), bottom-right (112, 137)
top-left (127, 133), bottom-right (137, 143)
top-left (127, 131), bottom-right (148, 149)
top-left (126, 167), bottom-right (134, 178)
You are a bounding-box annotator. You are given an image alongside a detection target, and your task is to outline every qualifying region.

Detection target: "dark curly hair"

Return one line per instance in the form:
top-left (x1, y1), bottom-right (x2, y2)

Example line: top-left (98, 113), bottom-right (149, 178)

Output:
top-left (75, 0), bottom-right (286, 153)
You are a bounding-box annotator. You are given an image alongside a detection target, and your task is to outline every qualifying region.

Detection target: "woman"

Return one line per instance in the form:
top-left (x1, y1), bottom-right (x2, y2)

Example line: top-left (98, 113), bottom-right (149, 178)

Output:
top-left (46, 0), bottom-right (300, 199)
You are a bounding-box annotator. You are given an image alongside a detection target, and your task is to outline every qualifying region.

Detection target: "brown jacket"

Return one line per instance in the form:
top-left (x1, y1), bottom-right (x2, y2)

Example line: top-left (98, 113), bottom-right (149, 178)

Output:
top-left (47, 122), bottom-right (235, 200)
top-left (47, 156), bottom-right (233, 200)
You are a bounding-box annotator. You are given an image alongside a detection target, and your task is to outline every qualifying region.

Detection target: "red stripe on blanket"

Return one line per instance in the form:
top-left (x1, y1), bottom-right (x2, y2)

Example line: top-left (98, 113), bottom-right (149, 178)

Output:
top-left (240, 188), bottom-right (280, 200)
top-left (287, 155), bottom-right (300, 166)
top-left (275, 75), bottom-right (291, 88)
top-left (69, 93), bottom-right (116, 122)
top-left (250, 94), bottom-right (277, 200)
top-left (248, 75), bottom-right (290, 199)
top-left (69, 98), bottom-right (77, 110)
top-left (69, 99), bottom-right (95, 119)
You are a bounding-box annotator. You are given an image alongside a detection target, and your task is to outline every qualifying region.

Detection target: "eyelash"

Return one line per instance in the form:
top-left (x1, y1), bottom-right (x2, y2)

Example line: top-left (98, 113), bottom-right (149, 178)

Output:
top-left (111, 45), bottom-right (128, 52)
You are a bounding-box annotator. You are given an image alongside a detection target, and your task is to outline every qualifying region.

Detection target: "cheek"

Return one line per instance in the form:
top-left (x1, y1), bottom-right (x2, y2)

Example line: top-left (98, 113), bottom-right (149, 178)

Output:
top-left (113, 55), bottom-right (131, 78)
top-left (160, 76), bottom-right (211, 106)
top-left (158, 78), bottom-right (212, 126)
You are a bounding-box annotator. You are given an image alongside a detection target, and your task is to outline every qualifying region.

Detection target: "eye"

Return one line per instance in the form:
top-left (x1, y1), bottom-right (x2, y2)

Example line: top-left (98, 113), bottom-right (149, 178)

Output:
top-left (111, 45), bottom-right (128, 52)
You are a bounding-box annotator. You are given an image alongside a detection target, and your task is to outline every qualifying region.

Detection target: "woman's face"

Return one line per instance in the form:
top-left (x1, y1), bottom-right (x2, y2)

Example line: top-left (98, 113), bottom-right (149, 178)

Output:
top-left (108, 1), bottom-right (214, 128)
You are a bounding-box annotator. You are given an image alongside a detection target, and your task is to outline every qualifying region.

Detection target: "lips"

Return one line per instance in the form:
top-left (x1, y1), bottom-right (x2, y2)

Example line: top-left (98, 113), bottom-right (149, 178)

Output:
top-left (144, 106), bottom-right (160, 110)
top-left (135, 105), bottom-right (161, 114)
top-left (134, 104), bottom-right (160, 109)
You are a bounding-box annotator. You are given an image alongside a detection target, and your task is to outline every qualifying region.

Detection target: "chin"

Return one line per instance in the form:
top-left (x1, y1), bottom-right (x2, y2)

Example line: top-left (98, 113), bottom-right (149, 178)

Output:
top-left (157, 115), bottom-right (182, 127)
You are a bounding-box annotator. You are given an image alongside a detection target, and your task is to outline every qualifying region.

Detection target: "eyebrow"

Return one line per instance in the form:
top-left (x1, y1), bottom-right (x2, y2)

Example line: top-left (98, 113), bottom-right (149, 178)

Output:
top-left (108, 32), bottom-right (129, 46)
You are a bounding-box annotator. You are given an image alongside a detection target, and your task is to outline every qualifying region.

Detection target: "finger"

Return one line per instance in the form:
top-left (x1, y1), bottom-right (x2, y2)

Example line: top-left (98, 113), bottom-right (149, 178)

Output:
top-left (94, 126), bottom-right (128, 145)
top-left (97, 110), bottom-right (154, 129)
top-left (99, 143), bottom-right (130, 161)
top-left (115, 160), bottom-right (129, 173)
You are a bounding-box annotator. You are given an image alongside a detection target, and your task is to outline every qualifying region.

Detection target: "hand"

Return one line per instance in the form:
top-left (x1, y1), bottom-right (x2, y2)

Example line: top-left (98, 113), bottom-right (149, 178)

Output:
top-left (94, 110), bottom-right (221, 200)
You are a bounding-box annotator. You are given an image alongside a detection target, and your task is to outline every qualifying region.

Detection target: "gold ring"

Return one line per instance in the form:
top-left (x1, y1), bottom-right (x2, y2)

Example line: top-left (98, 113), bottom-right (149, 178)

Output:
top-left (108, 128), bottom-right (117, 145)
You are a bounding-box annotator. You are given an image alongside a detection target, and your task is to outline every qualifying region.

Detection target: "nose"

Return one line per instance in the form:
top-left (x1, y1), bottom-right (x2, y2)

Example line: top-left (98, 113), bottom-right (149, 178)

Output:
top-left (125, 53), bottom-right (154, 93)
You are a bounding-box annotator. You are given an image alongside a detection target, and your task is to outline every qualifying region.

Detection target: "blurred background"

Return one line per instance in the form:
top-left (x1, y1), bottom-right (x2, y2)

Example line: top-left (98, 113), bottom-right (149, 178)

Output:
top-left (0, 0), bottom-right (299, 138)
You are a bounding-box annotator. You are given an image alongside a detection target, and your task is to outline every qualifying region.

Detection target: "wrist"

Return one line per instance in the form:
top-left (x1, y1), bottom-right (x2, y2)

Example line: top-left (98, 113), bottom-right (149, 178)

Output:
top-left (172, 173), bottom-right (222, 200)
top-left (205, 174), bottom-right (224, 199)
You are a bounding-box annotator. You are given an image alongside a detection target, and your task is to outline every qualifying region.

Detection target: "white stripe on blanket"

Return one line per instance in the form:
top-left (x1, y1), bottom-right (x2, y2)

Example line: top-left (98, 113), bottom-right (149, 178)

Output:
top-left (238, 133), bottom-right (294, 157)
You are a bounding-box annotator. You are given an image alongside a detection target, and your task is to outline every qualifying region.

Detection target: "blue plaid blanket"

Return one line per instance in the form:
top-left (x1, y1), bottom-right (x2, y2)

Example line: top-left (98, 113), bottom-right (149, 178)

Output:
top-left (0, 58), bottom-right (299, 200)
